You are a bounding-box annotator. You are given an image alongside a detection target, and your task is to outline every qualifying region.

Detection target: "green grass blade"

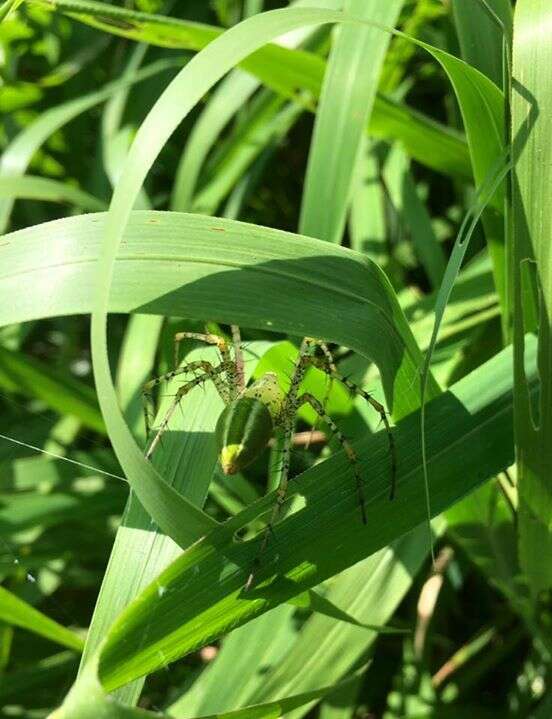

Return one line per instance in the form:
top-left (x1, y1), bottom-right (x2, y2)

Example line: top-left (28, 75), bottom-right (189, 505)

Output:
top-left (171, 70), bottom-right (260, 212)
top-left (452, 0), bottom-right (512, 89)
top-left (0, 586), bottom-right (84, 651)
top-left (191, 92), bottom-right (301, 217)
top-left (511, 0), bottom-right (552, 595)
top-left (30, 0), bottom-right (472, 181)
top-left (299, 0), bottom-right (403, 243)
top-left (242, 529), bottom-right (433, 719)
top-left (79, 62), bottom-right (166, 705)
top-left (349, 138), bottom-right (386, 264)
top-left (413, 36), bottom-right (508, 330)
top-left (0, 57), bottom-right (180, 233)
top-left (383, 142), bottom-right (446, 289)
top-left (0, 211), bottom-right (430, 415)
top-left (0, 175), bottom-right (107, 211)
top-left (170, 605), bottom-right (299, 717)
top-left (54, 663), bottom-right (364, 719)
top-left (170, 532), bottom-right (422, 718)
top-left (94, 341), bottom-right (532, 690)
top-left (419, 152), bottom-right (511, 555)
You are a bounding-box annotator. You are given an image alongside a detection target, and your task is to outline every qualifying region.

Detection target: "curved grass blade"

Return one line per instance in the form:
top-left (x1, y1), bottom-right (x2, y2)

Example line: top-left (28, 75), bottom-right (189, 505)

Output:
top-left (299, 0), bottom-right (403, 244)
top-left (0, 176), bottom-right (107, 211)
top-left (411, 34), bottom-right (508, 332)
top-left (452, 0), bottom-right (512, 89)
top-left (78, 49), bottom-right (165, 705)
top-left (0, 210), bottom-right (431, 415)
top-left (419, 151), bottom-right (512, 558)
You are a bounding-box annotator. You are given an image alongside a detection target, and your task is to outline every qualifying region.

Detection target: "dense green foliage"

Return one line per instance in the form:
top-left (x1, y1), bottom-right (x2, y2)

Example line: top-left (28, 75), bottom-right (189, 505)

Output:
top-left (0, 0), bottom-right (551, 716)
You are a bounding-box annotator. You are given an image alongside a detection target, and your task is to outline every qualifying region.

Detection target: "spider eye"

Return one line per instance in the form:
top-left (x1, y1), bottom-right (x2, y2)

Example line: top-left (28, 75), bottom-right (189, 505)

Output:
top-left (216, 397), bottom-right (273, 474)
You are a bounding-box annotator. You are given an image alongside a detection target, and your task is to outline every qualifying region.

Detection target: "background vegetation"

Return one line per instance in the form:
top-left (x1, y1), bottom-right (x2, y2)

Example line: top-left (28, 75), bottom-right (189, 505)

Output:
top-left (0, 0), bottom-right (550, 716)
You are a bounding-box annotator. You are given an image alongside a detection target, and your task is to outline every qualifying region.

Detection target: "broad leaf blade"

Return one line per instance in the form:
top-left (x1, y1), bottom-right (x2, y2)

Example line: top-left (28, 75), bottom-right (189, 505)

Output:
top-left (512, 0), bottom-right (552, 594)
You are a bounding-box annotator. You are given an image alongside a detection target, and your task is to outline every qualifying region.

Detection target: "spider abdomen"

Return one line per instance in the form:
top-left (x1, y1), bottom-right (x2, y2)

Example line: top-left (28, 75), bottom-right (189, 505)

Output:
top-left (216, 397), bottom-right (273, 475)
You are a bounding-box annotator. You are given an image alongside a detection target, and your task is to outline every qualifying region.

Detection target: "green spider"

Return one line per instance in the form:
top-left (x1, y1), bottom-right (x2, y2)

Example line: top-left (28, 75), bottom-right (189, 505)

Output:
top-left (143, 326), bottom-right (395, 590)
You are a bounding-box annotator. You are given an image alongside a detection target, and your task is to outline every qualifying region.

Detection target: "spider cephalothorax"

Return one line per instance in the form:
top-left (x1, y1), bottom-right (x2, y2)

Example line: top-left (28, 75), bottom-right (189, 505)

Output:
top-left (143, 326), bottom-right (395, 589)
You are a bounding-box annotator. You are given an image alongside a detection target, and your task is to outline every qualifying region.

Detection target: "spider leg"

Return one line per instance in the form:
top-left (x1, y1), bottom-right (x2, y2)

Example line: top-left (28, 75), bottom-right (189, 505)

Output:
top-left (142, 360), bottom-right (220, 436)
top-left (244, 419), bottom-right (293, 592)
top-left (335, 376), bottom-right (395, 500)
top-left (244, 338), bottom-right (311, 591)
top-left (231, 325), bottom-right (245, 393)
top-left (317, 368), bottom-right (396, 501)
top-left (174, 331), bottom-right (230, 368)
top-left (298, 392), bottom-right (367, 524)
top-left (293, 342), bottom-right (396, 501)
top-left (142, 360), bottom-right (231, 438)
top-left (145, 362), bottom-right (233, 461)
top-left (174, 330), bottom-right (239, 399)
top-left (302, 338), bottom-right (336, 449)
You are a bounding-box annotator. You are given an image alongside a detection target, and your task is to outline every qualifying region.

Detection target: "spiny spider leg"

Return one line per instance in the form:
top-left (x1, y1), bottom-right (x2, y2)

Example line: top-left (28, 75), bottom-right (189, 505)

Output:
top-left (145, 361), bottom-right (235, 461)
top-left (298, 391), bottom-right (367, 524)
top-left (244, 386), bottom-right (369, 591)
top-left (300, 342), bottom-right (396, 500)
top-left (231, 325), bottom-right (245, 392)
top-left (323, 371), bottom-right (396, 500)
top-left (244, 338), bottom-right (310, 591)
top-left (174, 331), bottom-right (239, 399)
top-left (302, 338), bottom-right (336, 449)
top-left (143, 359), bottom-right (231, 436)
top-left (142, 360), bottom-right (228, 435)
top-left (244, 422), bottom-right (293, 592)
top-left (174, 331), bottom-right (230, 369)
top-left (245, 337), bottom-right (395, 590)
